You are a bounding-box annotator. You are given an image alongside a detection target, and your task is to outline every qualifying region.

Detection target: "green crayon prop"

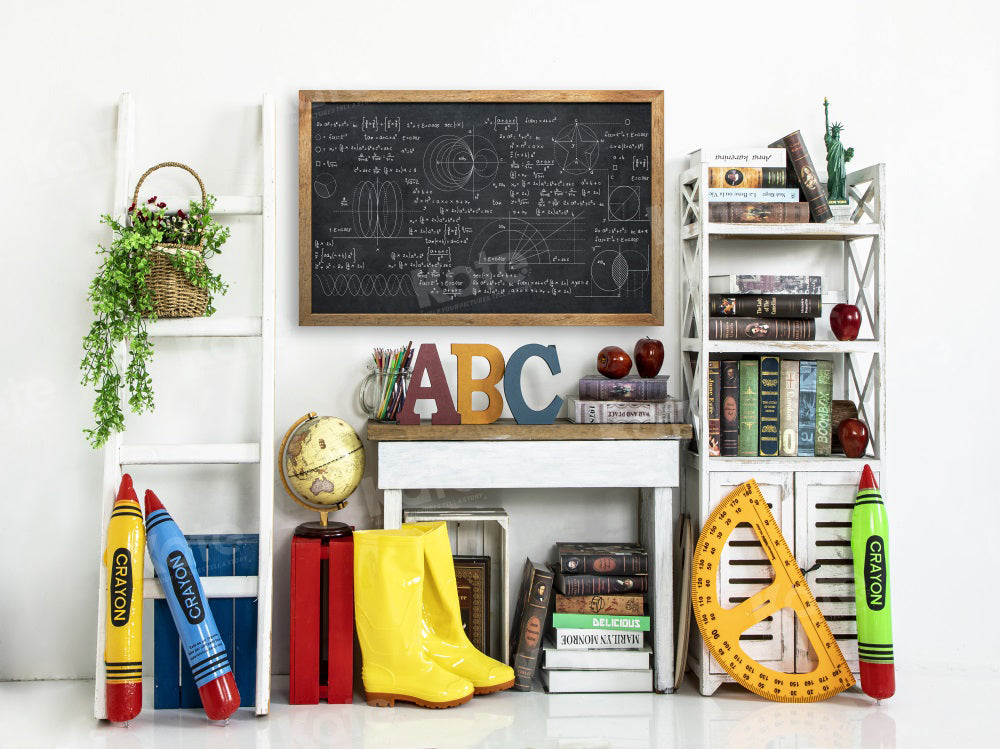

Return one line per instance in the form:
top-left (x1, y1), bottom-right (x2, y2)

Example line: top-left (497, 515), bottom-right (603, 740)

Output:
top-left (851, 465), bottom-right (894, 700)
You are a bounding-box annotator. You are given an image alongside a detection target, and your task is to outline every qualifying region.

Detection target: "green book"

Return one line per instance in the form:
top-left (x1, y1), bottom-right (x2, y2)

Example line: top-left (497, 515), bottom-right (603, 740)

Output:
top-left (550, 613), bottom-right (651, 632)
top-left (815, 360), bottom-right (834, 456)
top-left (738, 360), bottom-right (759, 457)
top-left (758, 356), bottom-right (781, 456)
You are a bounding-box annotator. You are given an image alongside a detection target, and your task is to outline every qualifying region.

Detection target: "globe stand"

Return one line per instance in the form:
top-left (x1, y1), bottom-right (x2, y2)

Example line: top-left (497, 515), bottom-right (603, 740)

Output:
top-left (294, 520), bottom-right (352, 539)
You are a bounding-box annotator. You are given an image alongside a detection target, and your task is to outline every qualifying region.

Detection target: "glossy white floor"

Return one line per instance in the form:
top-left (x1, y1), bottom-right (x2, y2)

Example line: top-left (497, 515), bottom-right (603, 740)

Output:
top-left (0, 669), bottom-right (992, 748)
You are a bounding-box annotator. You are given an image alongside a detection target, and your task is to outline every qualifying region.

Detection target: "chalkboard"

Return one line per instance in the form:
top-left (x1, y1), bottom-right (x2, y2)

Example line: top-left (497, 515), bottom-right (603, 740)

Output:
top-left (299, 91), bottom-right (663, 325)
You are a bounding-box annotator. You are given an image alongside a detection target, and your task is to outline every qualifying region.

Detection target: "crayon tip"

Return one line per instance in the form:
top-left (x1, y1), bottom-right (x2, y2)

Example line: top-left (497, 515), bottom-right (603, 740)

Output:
top-left (859, 464), bottom-right (879, 491)
top-left (144, 489), bottom-right (166, 517)
top-left (115, 474), bottom-right (138, 505)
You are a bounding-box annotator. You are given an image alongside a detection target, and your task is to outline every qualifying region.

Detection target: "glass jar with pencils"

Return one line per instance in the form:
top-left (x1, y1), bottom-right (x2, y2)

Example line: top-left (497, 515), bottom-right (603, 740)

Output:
top-left (359, 345), bottom-right (413, 422)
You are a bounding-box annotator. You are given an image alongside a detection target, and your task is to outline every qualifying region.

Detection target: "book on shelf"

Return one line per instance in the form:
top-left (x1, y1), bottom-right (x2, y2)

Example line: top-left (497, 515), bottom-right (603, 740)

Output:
top-left (738, 360), bottom-right (759, 457)
top-left (543, 642), bottom-right (651, 670)
top-left (567, 397), bottom-right (687, 424)
top-left (551, 629), bottom-right (644, 650)
top-left (707, 187), bottom-right (799, 203)
top-left (798, 361), bottom-right (818, 457)
top-left (758, 355), bottom-right (781, 457)
top-left (554, 594), bottom-right (644, 616)
top-left (509, 558), bottom-right (554, 691)
top-left (688, 147), bottom-right (786, 168)
top-left (553, 568), bottom-right (648, 596)
top-left (815, 361), bottom-right (834, 456)
top-left (578, 375), bottom-right (670, 402)
top-left (551, 613), bottom-right (650, 632)
top-left (708, 166), bottom-right (788, 188)
top-left (708, 202), bottom-right (810, 224)
top-left (720, 360), bottom-right (740, 456)
top-left (454, 555), bottom-right (490, 657)
top-left (707, 359), bottom-right (721, 457)
top-left (555, 543), bottom-right (647, 575)
top-left (779, 360), bottom-right (800, 456)
top-left (540, 667), bottom-right (653, 693)
top-left (709, 294), bottom-right (822, 318)
top-left (709, 275), bottom-right (822, 295)
top-left (769, 131), bottom-right (833, 222)
top-left (708, 318), bottom-right (816, 341)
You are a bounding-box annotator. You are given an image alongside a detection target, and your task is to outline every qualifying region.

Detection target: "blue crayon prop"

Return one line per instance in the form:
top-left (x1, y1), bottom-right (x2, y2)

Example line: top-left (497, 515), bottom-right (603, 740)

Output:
top-left (145, 489), bottom-right (240, 720)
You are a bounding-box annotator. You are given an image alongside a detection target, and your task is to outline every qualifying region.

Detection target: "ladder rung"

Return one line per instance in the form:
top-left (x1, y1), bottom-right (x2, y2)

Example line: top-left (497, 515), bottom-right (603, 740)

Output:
top-left (146, 316), bottom-right (262, 338)
top-left (144, 575), bottom-right (259, 599)
top-left (155, 195), bottom-right (263, 215)
top-left (119, 443), bottom-right (261, 465)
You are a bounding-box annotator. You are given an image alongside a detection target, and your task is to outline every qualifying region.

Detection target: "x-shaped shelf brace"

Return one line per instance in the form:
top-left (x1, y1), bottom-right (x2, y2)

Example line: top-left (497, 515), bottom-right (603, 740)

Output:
top-left (681, 176), bottom-right (701, 227)
top-left (847, 178), bottom-right (878, 224)
top-left (846, 352), bottom-right (880, 455)
top-left (681, 350), bottom-right (703, 443)
top-left (681, 235), bottom-right (704, 341)
top-left (846, 237), bottom-right (879, 335)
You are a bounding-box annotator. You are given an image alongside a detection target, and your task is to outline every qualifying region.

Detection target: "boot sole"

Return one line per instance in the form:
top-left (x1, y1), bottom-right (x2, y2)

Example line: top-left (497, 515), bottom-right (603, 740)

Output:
top-left (366, 691), bottom-right (473, 709)
top-left (473, 678), bottom-right (515, 695)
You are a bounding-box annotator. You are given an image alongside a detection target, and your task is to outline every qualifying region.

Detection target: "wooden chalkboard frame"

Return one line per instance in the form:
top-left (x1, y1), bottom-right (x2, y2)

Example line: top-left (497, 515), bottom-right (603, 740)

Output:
top-left (298, 90), bottom-right (664, 326)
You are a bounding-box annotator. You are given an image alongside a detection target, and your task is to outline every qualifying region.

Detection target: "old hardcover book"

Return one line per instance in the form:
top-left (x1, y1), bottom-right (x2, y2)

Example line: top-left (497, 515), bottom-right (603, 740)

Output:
top-left (553, 569), bottom-right (648, 596)
top-left (798, 361), bottom-right (818, 457)
top-left (510, 559), bottom-right (554, 691)
top-left (454, 555), bottom-right (490, 657)
top-left (738, 360), bottom-right (759, 457)
top-left (708, 359), bottom-right (721, 456)
top-left (554, 594), bottom-right (645, 616)
top-left (720, 360), bottom-right (740, 456)
top-left (707, 187), bottom-right (799, 203)
top-left (815, 361), bottom-right (834, 456)
top-left (688, 147), bottom-right (786, 168)
top-left (709, 275), bottom-right (822, 295)
top-left (556, 543), bottom-right (647, 575)
top-left (540, 667), bottom-right (653, 693)
top-left (779, 360), bottom-right (800, 456)
top-left (708, 202), bottom-right (810, 224)
top-left (709, 294), bottom-right (822, 318)
top-left (550, 629), bottom-right (644, 650)
top-left (567, 397), bottom-right (687, 424)
top-left (550, 613), bottom-right (650, 632)
top-left (770, 131), bottom-right (833, 222)
top-left (708, 166), bottom-right (788, 188)
top-left (759, 356), bottom-right (781, 457)
top-left (543, 642), bottom-right (651, 670)
top-left (578, 375), bottom-right (670, 402)
top-left (709, 318), bottom-right (816, 341)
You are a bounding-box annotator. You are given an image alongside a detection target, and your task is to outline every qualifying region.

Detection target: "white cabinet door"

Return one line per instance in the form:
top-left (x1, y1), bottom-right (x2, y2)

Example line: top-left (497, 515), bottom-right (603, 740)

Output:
top-left (707, 472), bottom-right (794, 676)
top-left (793, 470), bottom-right (877, 676)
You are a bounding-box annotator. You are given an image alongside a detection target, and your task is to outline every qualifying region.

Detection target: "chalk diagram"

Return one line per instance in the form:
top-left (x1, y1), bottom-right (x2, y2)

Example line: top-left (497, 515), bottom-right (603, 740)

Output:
top-left (313, 172), bottom-right (337, 199)
top-left (423, 134), bottom-right (501, 192)
top-left (468, 215), bottom-right (585, 269)
top-left (553, 122), bottom-right (600, 175)
top-left (352, 180), bottom-right (402, 240)
top-left (589, 248), bottom-right (649, 296)
top-left (608, 186), bottom-right (641, 221)
top-left (316, 273), bottom-right (415, 297)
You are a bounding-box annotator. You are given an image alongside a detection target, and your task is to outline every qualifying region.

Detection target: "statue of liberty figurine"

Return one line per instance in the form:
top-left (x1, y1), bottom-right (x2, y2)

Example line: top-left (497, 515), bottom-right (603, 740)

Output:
top-left (824, 98), bottom-right (854, 205)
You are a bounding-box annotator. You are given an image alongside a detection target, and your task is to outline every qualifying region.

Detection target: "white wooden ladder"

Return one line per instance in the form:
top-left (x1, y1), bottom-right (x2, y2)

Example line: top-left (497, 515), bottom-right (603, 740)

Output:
top-left (93, 92), bottom-right (276, 718)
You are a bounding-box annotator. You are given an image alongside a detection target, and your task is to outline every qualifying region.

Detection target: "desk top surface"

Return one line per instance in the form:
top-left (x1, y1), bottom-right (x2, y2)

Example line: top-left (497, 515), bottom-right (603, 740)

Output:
top-left (367, 418), bottom-right (692, 442)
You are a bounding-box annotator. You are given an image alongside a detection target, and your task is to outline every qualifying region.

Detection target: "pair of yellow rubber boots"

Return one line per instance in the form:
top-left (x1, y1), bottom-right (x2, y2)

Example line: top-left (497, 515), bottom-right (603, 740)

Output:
top-left (354, 521), bottom-right (515, 708)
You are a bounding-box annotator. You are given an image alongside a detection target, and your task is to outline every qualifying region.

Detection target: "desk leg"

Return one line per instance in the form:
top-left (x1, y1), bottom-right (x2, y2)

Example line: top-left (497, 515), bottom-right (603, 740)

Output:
top-left (382, 489), bottom-right (403, 530)
top-left (641, 486), bottom-right (675, 694)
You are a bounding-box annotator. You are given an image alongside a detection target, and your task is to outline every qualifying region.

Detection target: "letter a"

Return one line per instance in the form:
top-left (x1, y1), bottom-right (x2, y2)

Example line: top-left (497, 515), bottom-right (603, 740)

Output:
top-left (451, 343), bottom-right (505, 424)
top-left (396, 343), bottom-right (462, 425)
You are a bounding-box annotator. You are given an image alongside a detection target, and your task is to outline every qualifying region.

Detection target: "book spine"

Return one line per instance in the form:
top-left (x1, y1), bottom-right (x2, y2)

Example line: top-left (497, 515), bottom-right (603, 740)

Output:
top-left (709, 294), bottom-right (822, 318)
top-left (708, 359), bottom-right (721, 456)
top-left (558, 551), bottom-right (648, 576)
top-left (557, 574), bottom-right (648, 596)
top-left (708, 318), bottom-right (816, 341)
top-left (708, 167), bottom-right (787, 188)
top-left (720, 360), bottom-right (740, 456)
top-left (568, 398), bottom-right (687, 424)
top-left (798, 361), bottom-right (818, 457)
top-left (577, 378), bottom-right (670, 402)
top-left (815, 361), bottom-right (834, 456)
top-left (553, 629), bottom-right (644, 649)
top-left (771, 131), bottom-right (833, 222)
top-left (512, 565), bottom-right (554, 691)
top-left (758, 356), bottom-right (781, 457)
top-left (690, 148), bottom-right (786, 168)
top-left (550, 613), bottom-right (650, 631)
top-left (707, 187), bottom-right (800, 203)
top-left (738, 360), bottom-right (759, 457)
top-left (733, 275), bottom-right (822, 294)
top-left (708, 202), bottom-right (810, 224)
top-left (554, 594), bottom-right (645, 615)
top-left (779, 360), bottom-right (800, 456)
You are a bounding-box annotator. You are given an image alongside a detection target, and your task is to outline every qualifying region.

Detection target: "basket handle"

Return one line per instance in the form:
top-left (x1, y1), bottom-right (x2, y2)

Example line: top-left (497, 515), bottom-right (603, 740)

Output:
top-left (131, 161), bottom-right (207, 213)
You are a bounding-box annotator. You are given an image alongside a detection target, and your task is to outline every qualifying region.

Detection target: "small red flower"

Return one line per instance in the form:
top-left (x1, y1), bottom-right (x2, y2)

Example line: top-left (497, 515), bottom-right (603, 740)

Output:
top-left (157, 202), bottom-right (166, 209)
top-left (147, 195), bottom-right (157, 204)
top-left (176, 209), bottom-right (186, 219)
top-left (128, 202), bottom-right (136, 212)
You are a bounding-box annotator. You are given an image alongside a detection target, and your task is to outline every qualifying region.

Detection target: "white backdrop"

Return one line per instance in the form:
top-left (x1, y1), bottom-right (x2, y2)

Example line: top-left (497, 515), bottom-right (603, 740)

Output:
top-left (1, 0), bottom-right (996, 680)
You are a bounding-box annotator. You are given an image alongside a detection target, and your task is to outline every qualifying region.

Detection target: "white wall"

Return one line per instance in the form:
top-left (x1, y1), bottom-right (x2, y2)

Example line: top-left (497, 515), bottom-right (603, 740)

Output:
top-left (1, 0), bottom-right (997, 680)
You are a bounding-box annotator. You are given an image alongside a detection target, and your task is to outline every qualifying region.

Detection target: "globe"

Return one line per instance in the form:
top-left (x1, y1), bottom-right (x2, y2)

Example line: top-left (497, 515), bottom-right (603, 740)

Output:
top-left (280, 414), bottom-right (365, 514)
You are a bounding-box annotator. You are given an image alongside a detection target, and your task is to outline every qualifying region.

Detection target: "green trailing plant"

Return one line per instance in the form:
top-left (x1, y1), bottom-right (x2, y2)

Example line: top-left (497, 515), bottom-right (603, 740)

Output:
top-left (81, 195), bottom-right (230, 448)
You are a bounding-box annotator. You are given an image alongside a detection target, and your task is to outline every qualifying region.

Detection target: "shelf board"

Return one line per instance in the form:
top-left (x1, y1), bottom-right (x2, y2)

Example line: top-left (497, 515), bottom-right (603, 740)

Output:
top-left (681, 222), bottom-right (880, 241)
top-left (367, 418), bottom-right (693, 442)
top-left (682, 338), bottom-right (881, 355)
top-left (686, 452), bottom-right (880, 473)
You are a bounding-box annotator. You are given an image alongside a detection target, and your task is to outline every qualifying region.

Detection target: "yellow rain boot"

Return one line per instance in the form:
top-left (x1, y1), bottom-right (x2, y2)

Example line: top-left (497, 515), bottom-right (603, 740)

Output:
top-left (354, 528), bottom-right (474, 708)
top-left (408, 521), bottom-right (516, 695)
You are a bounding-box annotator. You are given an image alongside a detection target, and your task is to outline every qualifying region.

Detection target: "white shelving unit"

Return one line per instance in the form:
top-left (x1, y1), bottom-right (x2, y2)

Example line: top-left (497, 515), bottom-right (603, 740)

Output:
top-left (93, 92), bottom-right (276, 717)
top-left (679, 163), bottom-right (886, 696)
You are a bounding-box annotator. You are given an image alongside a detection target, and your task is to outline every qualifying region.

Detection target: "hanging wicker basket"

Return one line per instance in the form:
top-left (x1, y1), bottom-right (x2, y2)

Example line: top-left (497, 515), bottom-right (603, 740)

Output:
top-left (131, 161), bottom-right (210, 318)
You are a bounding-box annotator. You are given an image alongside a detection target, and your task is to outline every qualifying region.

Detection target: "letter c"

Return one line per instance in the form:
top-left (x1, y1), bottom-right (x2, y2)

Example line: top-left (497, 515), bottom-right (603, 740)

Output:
top-left (503, 344), bottom-right (564, 425)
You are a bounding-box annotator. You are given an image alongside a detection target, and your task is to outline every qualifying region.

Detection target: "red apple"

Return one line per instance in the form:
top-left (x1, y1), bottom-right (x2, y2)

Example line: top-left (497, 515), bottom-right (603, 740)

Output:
top-left (830, 304), bottom-right (862, 341)
top-left (634, 337), bottom-right (664, 378)
top-left (597, 346), bottom-right (632, 379)
top-left (838, 418), bottom-right (869, 458)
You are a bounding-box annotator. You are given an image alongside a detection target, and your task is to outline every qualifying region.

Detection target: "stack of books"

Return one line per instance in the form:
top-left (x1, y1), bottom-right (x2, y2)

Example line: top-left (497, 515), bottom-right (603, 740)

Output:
top-left (541, 543), bottom-right (652, 693)
top-left (567, 374), bottom-right (687, 424)
top-left (707, 274), bottom-right (822, 341)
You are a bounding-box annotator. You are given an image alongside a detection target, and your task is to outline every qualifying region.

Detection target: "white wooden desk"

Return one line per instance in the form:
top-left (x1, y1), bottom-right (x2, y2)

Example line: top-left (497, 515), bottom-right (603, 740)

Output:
top-left (367, 419), bottom-right (692, 694)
